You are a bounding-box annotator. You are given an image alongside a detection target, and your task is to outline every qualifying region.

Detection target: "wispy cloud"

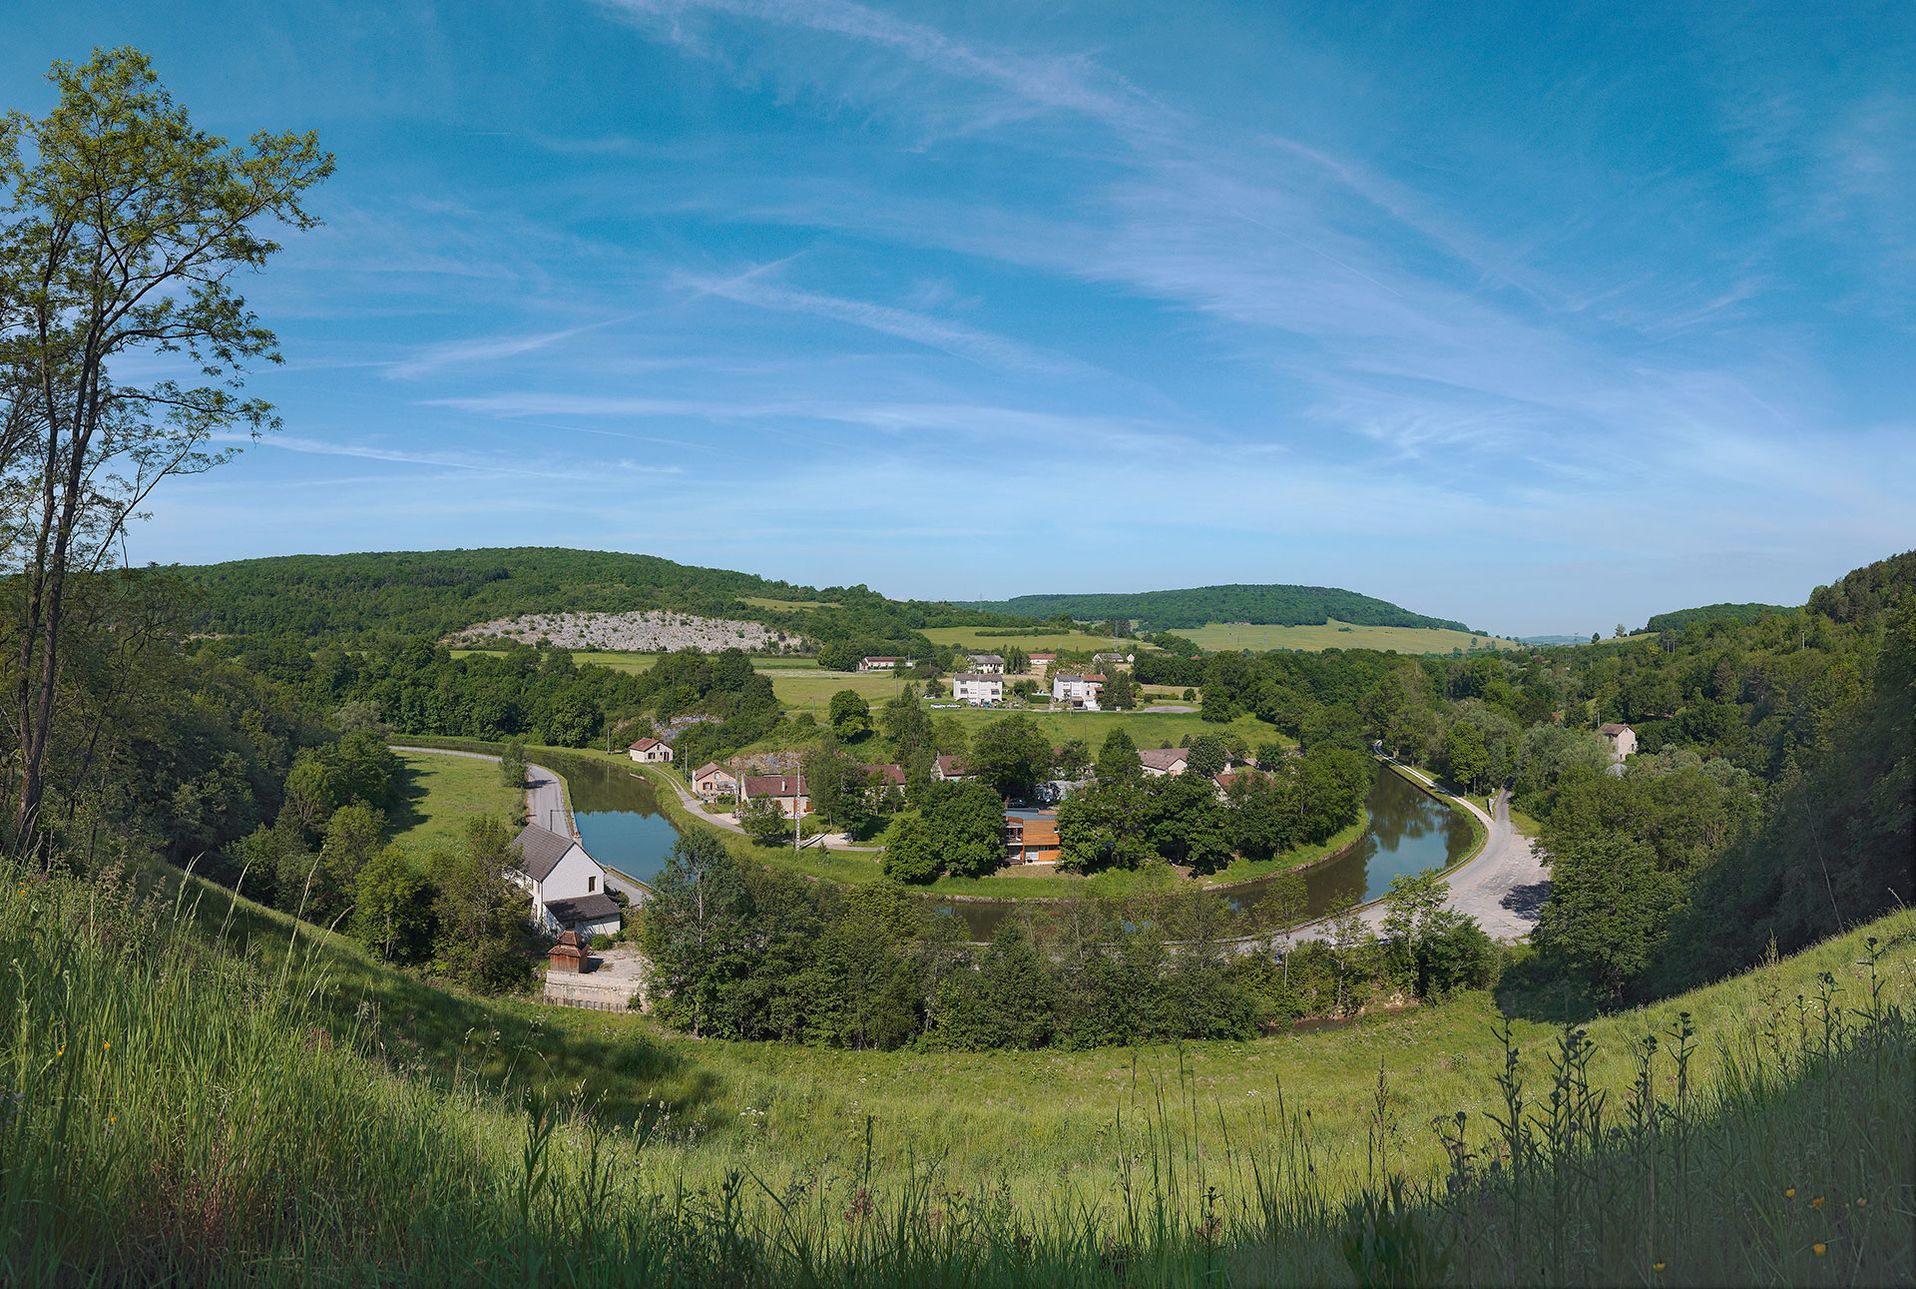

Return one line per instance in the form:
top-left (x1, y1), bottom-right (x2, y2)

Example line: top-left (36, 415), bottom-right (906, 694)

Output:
top-left (383, 317), bottom-right (632, 379)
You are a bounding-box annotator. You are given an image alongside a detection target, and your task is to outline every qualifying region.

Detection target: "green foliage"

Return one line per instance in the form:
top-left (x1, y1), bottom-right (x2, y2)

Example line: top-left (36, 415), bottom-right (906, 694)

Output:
top-left (350, 845), bottom-right (437, 965)
top-left (1644, 602), bottom-right (1788, 634)
top-left (967, 714), bottom-right (1050, 799)
top-left (1095, 728), bottom-right (1142, 781)
top-left (425, 817), bottom-right (538, 994)
top-left (921, 780), bottom-right (1007, 878)
top-left (1184, 733), bottom-right (1229, 778)
top-left (827, 688), bottom-right (872, 740)
top-left (964, 584), bottom-right (1469, 632)
top-left (878, 813), bottom-right (941, 884)
top-left (738, 795), bottom-right (789, 845)
top-left (498, 741), bottom-right (528, 790)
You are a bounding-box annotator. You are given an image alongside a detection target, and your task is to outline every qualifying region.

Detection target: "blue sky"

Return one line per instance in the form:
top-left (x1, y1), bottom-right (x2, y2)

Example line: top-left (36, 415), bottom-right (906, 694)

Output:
top-left (5, 1), bottom-right (1912, 634)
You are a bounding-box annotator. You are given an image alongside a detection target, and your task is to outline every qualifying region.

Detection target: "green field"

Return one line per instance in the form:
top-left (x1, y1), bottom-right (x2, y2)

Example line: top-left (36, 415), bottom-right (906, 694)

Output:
top-left (929, 703), bottom-right (1279, 753)
top-left (386, 749), bottom-right (525, 852)
top-left (39, 855), bottom-right (1913, 1241)
top-left (1180, 619), bottom-right (1520, 653)
top-left (921, 625), bottom-right (1126, 654)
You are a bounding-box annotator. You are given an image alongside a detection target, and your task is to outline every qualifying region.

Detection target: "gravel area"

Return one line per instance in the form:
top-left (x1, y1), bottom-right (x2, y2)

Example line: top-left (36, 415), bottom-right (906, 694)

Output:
top-left (450, 610), bottom-right (803, 653)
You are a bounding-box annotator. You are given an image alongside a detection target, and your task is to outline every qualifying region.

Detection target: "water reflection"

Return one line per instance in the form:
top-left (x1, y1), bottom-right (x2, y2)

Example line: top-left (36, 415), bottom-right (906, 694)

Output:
top-left (538, 753), bottom-right (682, 887)
top-left (939, 764), bottom-right (1472, 940)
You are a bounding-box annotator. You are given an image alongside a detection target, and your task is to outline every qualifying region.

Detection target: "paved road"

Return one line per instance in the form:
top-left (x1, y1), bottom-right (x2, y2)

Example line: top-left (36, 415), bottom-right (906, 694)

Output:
top-left (389, 745), bottom-right (574, 839)
top-left (1235, 763), bottom-right (1550, 953)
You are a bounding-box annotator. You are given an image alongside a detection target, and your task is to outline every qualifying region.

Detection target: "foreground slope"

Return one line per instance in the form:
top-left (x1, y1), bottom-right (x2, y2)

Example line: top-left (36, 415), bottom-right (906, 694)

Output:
top-left (2, 852), bottom-right (1908, 1284)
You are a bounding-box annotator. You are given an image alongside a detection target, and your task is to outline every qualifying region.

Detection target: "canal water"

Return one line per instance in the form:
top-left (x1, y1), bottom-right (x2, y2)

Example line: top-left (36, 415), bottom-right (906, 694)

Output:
top-left (935, 763), bottom-right (1474, 940)
top-left (540, 757), bottom-right (1472, 936)
top-left (539, 753), bottom-right (682, 887)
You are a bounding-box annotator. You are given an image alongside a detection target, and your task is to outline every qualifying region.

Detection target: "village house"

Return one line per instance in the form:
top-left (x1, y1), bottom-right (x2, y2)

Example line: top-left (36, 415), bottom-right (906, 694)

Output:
top-left (1598, 722), bottom-right (1638, 769)
top-left (858, 655), bottom-right (909, 672)
top-left (967, 652), bottom-right (1006, 674)
top-left (1052, 672), bottom-right (1105, 711)
top-left (933, 754), bottom-right (971, 781)
top-left (741, 773), bottom-right (812, 818)
top-left (508, 822), bottom-right (623, 939)
top-left (951, 672), bottom-right (1005, 705)
top-left (1025, 651), bottom-right (1056, 675)
top-left (1003, 810), bottom-right (1061, 864)
top-left (690, 761), bottom-right (739, 800)
top-left (1138, 747), bottom-right (1189, 777)
top-left (1092, 651), bottom-right (1135, 669)
top-left (627, 737), bottom-right (673, 764)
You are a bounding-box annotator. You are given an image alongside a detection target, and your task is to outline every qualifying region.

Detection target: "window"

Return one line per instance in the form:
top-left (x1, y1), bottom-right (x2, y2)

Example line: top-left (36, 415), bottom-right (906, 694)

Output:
top-left (587, 875), bottom-right (596, 893)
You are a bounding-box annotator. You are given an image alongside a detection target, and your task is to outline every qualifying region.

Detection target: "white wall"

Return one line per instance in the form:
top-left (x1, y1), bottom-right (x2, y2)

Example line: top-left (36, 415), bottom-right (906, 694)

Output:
top-left (539, 844), bottom-right (607, 903)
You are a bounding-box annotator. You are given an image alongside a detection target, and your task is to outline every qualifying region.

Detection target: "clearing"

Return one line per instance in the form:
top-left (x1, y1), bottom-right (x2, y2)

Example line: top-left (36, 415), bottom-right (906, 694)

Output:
top-left (385, 748), bottom-right (526, 852)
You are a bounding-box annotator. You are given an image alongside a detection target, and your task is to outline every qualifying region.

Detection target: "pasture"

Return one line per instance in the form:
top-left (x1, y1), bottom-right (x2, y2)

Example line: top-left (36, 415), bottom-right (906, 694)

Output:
top-left (1179, 619), bottom-right (1520, 654)
top-left (385, 748), bottom-right (526, 852)
top-left (921, 625), bottom-right (1125, 654)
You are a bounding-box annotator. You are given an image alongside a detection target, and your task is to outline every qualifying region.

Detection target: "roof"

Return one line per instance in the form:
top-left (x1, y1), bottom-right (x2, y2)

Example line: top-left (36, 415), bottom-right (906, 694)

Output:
top-left (513, 822), bottom-right (580, 883)
top-left (953, 672), bottom-right (1002, 683)
top-left (969, 652), bottom-right (1005, 662)
top-left (862, 763), bottom-right (907, 786)
top-left (743, 773), bottom-right (807, 797)
top-left (935, 754), bottom-right (969, 776)
top-left (628, 737), bottom-right (663, 752)
top-left (861, 655), bottom-right (902, 663)
top-left (1028, 652), bottom-right (1056, 659)
top-left (1054, 672), bottom-right (1104, 684)
top-left (692, 761), bottom-right (736, 780)
top-left (1598, 723), bottom-right (1634, 735)
top-left (544, 893), bottom-right (621, 926)
top-left (1138, 747), bottom-right (1189, 771)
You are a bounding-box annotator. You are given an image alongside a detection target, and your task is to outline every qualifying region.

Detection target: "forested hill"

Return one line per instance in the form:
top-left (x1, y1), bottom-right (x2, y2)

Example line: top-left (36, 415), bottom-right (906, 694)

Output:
top-left (961, 584), bottom-right (1471, 631)
top-left (172, 547), bottom-right (995, 647)
top-left (1643, 602), bottom-right (1789, 634)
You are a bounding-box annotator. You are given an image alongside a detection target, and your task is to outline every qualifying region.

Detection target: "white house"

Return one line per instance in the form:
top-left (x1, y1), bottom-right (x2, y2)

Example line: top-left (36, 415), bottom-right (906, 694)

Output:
top-left (1598, 722), bottom-right (1638, 766)
top-left (1026, 652), bottom-right (1056, 674)
top-left (509, 822), bottom-right (623, 939)
top-left (1052, 672), bottom-right (1105, 711)
top-left (690, 761), bottom-right (739, 800)
top-left (858, 655), bottom-right (909, 672)
top-left (1138, 747), bottom-right (1189, 777)
top-left (1092, 651), bottom-right (1135, 669)
top-left (627, 737), bottom-right (673, 763)
top-left (952, 672), bottom-right (1005, 705)
top-left (967, 653), bottom-right (1006, 674)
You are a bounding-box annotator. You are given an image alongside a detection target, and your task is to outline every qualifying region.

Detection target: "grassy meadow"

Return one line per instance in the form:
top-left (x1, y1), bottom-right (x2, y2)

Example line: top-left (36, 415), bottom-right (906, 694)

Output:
top-left (921, 625), bottom-right (1129, 653)
top-left (3, 852), bottom-right (1907, 1284)
top-left (385, 748), bottom-right (526, 852)
top-left (1179, 619), bottom-right (1520, 654)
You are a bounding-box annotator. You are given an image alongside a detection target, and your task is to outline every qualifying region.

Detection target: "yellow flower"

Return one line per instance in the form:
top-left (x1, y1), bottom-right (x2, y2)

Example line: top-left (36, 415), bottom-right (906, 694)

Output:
top-left (1653, 1261), bottom-right (1666, 1274)
top-left (1812, 1243), bottom-right (1827, 1257)
top-left (102, 1041), bottom-right (110, 1051)
top-left (1811, 1195), bottom-right (1825, 1210)
top-left (1784, 1186), bottom-right (1796, 1198)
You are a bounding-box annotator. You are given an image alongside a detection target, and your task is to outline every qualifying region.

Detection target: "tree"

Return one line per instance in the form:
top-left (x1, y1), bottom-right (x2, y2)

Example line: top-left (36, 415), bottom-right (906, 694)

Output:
top-left (350, 845), bottom-right (436, 964)
top-left (879, 812), bottom-right (941, 884)
top-left (1184, 733), bottom-right (1229, 778)
top-left (1533, 836), bottom-right (1678, 999)
top-left (640, 829), bottom-right (758, 1037)
top-left (429, 817), bottom-right (538, 994)
top-left (1052, 738), bottom-right (1091, 780)
top-left (499, 740), bottom-right (528, 790)
top-left (968, 714), bottom-right (1050, 799)
top-left (922, 780), bottom-right (1006, 878)
top-left (1095, 728), bottom-right (1142, 781)
top-left (1102, 669), bottom-right (1138, 710)
top-left (739, 794), bottom-right (788, 845)
top-left (801, 744), bottom-right (872, 836)
top-left (1443, 722), bottom-right (1491, 791)
top-left (1003, 645), bottom-right (1029, 674)
top-left (1056, 778), bottom-right (1154, 872)
top-left (828, 689), bottom-right (872, 741)
top-left (1, 49), bottom-right (331, 854)
top-left (1147, 772), bottom-right (1232, 872)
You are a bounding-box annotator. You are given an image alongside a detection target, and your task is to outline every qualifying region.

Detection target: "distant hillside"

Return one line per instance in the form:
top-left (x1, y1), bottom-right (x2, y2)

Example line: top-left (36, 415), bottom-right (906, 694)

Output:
top-left (962, 584), bottom-right (1471, 632)
top-left (171, 547), bottom-right (998, 649)
top-left (1644, 602), bottom-right (1790, 634)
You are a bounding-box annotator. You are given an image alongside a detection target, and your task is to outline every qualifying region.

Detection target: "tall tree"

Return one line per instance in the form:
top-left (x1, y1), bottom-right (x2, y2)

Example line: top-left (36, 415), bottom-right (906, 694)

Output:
top-left (0, 49), bottom-right (331, 853)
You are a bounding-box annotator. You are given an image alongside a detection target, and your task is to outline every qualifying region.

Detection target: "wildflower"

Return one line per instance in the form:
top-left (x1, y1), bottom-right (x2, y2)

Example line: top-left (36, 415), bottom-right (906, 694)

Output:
top-left (1653, 1261), bottom-right (1666, 1274)
top-left (1785, 1187), bottom-right (1796, 1199)
top-left (1812, 1243), bottom-right (1827, 1257)
top-left (1811, 1195), bottom-right (1825, 1210)
top-left (1855, 1197), bottom-right (1867, 1209)
top-left (102, 1041), bottom-right (110, 1052)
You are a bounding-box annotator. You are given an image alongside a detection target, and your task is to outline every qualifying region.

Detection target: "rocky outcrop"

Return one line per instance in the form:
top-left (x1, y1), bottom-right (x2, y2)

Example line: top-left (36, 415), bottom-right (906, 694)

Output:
top-left (450, 610), bottom-right (804, 654)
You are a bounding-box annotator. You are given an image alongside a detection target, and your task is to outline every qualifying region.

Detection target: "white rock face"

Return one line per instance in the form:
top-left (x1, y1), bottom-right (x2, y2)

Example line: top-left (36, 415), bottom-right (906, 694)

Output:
top-left (450, 610), bottom-right (803, 653)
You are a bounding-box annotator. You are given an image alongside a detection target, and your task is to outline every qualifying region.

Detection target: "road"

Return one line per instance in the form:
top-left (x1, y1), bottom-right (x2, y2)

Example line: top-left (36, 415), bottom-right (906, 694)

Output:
top-left (1237, 763), bottom-right (1550, 953)
top-left (389, 745), bottom-right (574, 839)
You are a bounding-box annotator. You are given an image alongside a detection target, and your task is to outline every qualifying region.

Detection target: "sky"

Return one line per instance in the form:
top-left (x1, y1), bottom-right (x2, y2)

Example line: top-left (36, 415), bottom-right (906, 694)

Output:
top-left (4, 1), bottom-right (1912, 636)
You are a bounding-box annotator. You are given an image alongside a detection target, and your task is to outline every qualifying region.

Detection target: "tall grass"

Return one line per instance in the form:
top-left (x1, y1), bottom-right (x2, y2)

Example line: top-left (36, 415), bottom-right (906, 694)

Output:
top-left (1, 857), bottom-right (1910, 1285)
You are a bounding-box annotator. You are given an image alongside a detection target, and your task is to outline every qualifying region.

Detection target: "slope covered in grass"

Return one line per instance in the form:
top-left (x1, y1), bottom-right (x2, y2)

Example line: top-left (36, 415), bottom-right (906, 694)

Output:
top-left (2, 851), bottom-right (1910, 1283)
